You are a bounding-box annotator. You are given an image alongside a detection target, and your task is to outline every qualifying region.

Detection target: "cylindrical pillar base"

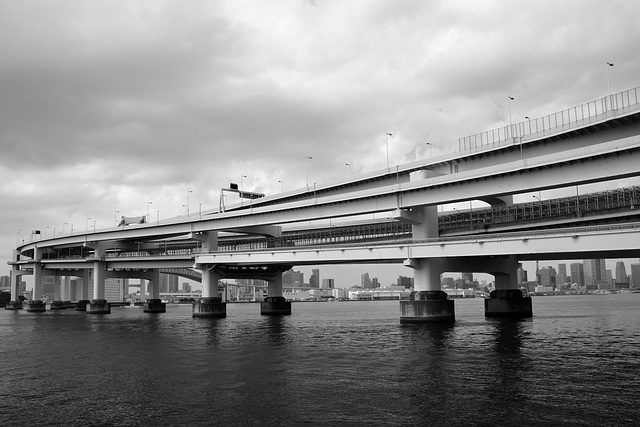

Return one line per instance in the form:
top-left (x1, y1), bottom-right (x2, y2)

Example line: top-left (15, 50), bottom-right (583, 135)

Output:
top-left (5, 301), bottom-right (23, 310)
top-left (76, 299), bottom-right (91, 311)
top-left (26, 300), bottom-right (46, 313)
top-left (260, 296), bottom-right (292, 315)
top-left (400, 291), bottom-right (455, 323)
top-left (484, 289), bottom-right (532, 318)
top-left (192, 297), bottom-right (226, 318)
top-left (87, 299), bottom-right (111, 314)
top-left (143, 299), bottom-right (166, 313)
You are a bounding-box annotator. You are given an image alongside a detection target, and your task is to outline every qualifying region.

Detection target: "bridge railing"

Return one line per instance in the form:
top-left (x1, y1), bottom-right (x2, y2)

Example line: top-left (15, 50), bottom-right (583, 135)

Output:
top-left (458, 86), bottom-right (640, 153)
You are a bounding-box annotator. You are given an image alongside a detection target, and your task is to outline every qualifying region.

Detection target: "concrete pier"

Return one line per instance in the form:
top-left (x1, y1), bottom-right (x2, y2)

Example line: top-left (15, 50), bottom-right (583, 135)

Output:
top-left (143, 299), bottom-right (166, 313)
top-left (49, 300), bottom-right (67, 310)
top-left (261, 296), bottom-right (292, 315)
top-left (5, 301), bottom-right (23, 310)
top-left (27, 300), bottom-right (46, 312)
top-left (192, 297), bottom-right (226, 318)
top-left (86, 299), bottom-right (111, 314)
top-left (76, 299), bottom-right (91, 311)
top-left (400, 290), bottom-right (455, 323)
top-left (485, 289), bottom-right (532, 318)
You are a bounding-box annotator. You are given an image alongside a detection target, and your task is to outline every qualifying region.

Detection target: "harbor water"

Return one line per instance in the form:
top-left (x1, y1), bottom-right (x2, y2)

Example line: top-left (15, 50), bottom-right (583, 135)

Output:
top-left (1, 294), bottom-right (639, 426)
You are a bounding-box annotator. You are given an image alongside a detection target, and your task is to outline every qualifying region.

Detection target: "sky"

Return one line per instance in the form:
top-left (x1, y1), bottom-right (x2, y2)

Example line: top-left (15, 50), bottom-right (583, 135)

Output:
top-left (2, 0), bottom-right (640, 287)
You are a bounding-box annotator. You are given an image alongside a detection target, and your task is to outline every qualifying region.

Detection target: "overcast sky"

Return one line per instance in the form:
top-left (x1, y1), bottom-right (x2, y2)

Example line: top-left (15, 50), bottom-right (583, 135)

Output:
top-left (2, 0), bottom-right (639, 286)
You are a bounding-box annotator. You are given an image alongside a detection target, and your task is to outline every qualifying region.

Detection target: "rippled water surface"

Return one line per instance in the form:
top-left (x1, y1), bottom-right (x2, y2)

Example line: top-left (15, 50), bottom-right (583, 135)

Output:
top-left (1, 295), bottom-right (639, 426)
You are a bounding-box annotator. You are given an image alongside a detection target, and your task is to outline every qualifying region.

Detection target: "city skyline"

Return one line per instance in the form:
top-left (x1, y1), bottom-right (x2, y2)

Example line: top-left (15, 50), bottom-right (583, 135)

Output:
top-left (2, 1), bottom-right (640, 282)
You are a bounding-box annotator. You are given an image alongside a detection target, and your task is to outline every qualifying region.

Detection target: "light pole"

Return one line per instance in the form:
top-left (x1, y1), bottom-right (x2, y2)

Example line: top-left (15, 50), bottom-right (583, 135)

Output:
top-left (606, 62), bottom-right (614, 109)
top-left (241, 175), bottom-right (247, 205)
top-left (199, 203), bottom-right (202, 220)
top-left (147, 201), bottom-right (152, 222)
top-left (306, 157), bottom-right (312, 187)
top-left (156, 210), bottom-right (160, 225)
top-left (114, 210), bottom-right (119, 227)
top-left (525, 116), bottom-right (531, 133)
top-left (426, 142), bottom-right (432, 157)
top-left (346, 163), bottom-right (352, 176)
top-left (278, 180), bottom-right (284, 192)
top-left (508, 96), bottom-right (514, 138)
top-left (385, 133), bottom-right (392, 168)
top-left (86, 217), bottom-right (91, 231)
top-left (186, 190), bottom-right (193, 216)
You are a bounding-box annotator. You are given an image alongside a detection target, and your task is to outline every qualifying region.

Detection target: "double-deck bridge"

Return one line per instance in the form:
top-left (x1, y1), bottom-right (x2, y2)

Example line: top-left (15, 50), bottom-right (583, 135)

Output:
top-left (8, 86), bottom-right (640, 321)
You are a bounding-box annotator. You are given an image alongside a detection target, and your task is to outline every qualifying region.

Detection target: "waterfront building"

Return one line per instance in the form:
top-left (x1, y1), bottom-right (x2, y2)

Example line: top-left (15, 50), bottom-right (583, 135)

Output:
top-left (321, 278), bottom-right (334, 289)
top-left (371, 277), bottom-right (380, 288)
top-left (396, 275), bottom-right (413, 288)
top-left (570, 263), bottom-right (584, 288)
top-left (361, 272), bottom-right (371, 289)
top-left (615, 262), bottom-right (628, 285)
top-left (283, 269), bottom-right (304, 286)
top-left (583, 259), bottom-right (606, 289)
top-left (310, 269), bottom-right (320, 288)
top-left (556, 263), bottom-right (568, 286)
top-left (631, 263), bottom-right (640, 288)
top-left (536, 266), bottom-right (556, 289)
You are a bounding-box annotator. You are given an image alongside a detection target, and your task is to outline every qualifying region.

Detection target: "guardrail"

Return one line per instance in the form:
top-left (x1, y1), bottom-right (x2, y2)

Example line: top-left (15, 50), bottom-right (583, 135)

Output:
top-left (458, 86), bottom-right (640, 153)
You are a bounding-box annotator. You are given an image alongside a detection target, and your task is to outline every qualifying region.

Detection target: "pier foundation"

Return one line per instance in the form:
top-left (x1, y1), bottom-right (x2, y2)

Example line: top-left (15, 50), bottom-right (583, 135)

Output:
top-left (143, 299), bottom-right (166, 313)
top-left (86, 299), bottom-right (111, 314)
top-left (76, 299), bottom-right (90, 311)
top-left (261, 296), bottom-right (291, 315)
top-left (26, 300), bottom-right (46, 312)
top-left (49, 300), bottom-right (67, 310)
top-left (484, 289), bottom-right (532, 318)
top-left (193, 297), bottom-right (226, 318)
top-left (400, 291), bottom-right (455, 323)
top-left (5, 301), bottom-right (23, 310)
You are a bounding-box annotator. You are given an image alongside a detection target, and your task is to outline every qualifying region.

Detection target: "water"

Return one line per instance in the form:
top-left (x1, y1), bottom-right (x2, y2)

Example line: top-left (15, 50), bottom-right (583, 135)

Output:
top-left (1, 295), bottom-right (639, 426)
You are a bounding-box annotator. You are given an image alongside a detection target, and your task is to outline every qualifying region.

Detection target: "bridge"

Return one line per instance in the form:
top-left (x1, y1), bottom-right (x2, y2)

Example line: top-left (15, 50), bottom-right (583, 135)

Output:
top-left (7, 86), bottom-right (640, 321)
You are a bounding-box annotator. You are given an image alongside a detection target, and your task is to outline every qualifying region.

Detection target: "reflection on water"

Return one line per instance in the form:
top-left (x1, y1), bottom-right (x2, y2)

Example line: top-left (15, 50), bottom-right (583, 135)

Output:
top-left (1, 296), bottom-right (639, 426)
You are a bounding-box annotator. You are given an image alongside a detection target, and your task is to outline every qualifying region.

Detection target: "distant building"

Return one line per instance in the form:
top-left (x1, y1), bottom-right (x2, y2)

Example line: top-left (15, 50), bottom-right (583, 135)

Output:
top-left (371, 277), bottom-right (380, 288)
top-left (361, 273), bottom-right (372, 289)
top-left (321, 278), bottom-right (334, 289)
top-left (309, 269), bottom-right (320, 288)
top-left (283, 269), bottom-right (304, 286)
top-left (570, 263), bottom-right (584, 288)
top-left (537, 266), bottom-right (556, 289)
top-left (517, 268), bottom-right (527, 285)
top-left (583, 259), bottom-right (606, 289)
top-left (615, 262), bottom-right (628, 285)
top-left (397, 276), bottom-right (413, 288)
top-left (631, 263), bottom-right (640, 288)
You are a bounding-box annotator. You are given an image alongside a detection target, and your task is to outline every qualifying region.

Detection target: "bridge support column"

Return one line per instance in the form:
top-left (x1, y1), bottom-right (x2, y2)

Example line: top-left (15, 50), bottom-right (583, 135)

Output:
top-left (144, 270), bottom-right (166, 313)
top-left (27, 263), bottom-right (46, 312)
top-left (193, 269), bottom-right (226, 318)
top-left (6, 265), bottom-right (23, 310)
top-left (76, 270), bottom-right (90, 311)
top-left (87, 261), bottom-right (110, 314)
top-left (401, 258), bottom-right (455, 323)
top-left (484, 257), bottom-right (532, 318)
top-left (261, 274), bottom-right (291, 315)
top-left (50, 276), bottom-right (66, 310)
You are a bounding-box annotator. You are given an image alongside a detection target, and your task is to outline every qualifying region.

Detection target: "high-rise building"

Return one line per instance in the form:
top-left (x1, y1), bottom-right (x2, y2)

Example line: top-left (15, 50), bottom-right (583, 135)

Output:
top-left (283, 269), bottom-right (304, 285)
top-left (397, 276), bottom-right (413, 288)
top-left (361, 273), bottom-right (371, 289)
top-left (615, 262), bottom-right (628, 284)
top-left (321, 279), bottom-right (334, 289)
top-left (583, 259), bottom-right (606, 289)
top-left (556, 263), bottom-right (567, 286)
top-left (371, 277), bottom-right (379, 288)
top-left (310, 269), bottom-right (320, 288)
top-left (461, 272), bottom-right (473, 284)
top-left (537, 266), bottom-right (557, 288)
top-left (630, 263), bottom-right (640, 288)
top-left (517, 268), bottom-right (527, 285)
top-left (570, 263), bottom-right (584, 287)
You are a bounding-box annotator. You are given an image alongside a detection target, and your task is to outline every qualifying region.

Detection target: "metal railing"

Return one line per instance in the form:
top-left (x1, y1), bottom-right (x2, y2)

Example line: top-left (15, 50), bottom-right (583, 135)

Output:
top-left (458, 86), bottom-right (640, 153)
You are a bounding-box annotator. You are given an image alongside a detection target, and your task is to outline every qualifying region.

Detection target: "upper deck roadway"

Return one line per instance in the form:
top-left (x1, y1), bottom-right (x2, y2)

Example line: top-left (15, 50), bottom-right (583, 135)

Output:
top-left (11, 86), bottom-right (640, 277)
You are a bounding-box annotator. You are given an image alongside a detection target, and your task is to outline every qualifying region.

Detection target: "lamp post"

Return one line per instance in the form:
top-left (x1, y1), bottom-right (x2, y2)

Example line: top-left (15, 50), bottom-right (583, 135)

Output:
top-left (114, 210), bottom-right (119, 227)
top-left (186, 190), bottom-right (193, 216)
top-left (385, 133), bottom-right (392, 168)
top-left (86, 217), bottom-right (91, 231)
top-left (426, 142), bottom-right (432, 157)
top-left (346, 163), bottom-right (352, 176)
top-left (508, 96), bottom-right (514, 138)
top-left (156, 210), bottom-right (160, 225)
top-left (199, 203), bottom-right (202, 220)
top-left (278, 180), bottom-right (284, 192)
top-left (606, 62), bottom-right (614, 109)
top-left (241, 175), bottom-right (247, 206)
top-left (147, 201), bottom-right (152, 222)
top-left (306, 157), bottom-right (312, 187)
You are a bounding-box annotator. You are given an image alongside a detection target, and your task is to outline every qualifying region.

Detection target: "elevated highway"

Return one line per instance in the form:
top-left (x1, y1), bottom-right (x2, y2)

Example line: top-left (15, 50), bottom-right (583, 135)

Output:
top-left (8, 86), bottom-right (640, 321)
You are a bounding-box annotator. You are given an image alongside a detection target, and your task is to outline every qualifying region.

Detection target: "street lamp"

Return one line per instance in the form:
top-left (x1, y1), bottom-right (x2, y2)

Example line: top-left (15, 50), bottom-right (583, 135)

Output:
top-left (606, 62), bottom-right (614, 109)
top-left (278, 180), bottom-right (284, 192)
top-left (199, 203), bottom-right (202, 219)
top-left (426, 142), bottom-right (433, 157)
top-left (86, 217), bottom-right (91, 231)
top-left (346, 163), bottom-right (352, 176)
top-left (508, 96), bottom-right (514, 138)
top-left (385, 133), bottom-right (392, 168)
top-left (241, 175), bottom-right (247, 205)
top-left (186, 190), bottom-right (193, 216)
top-left (114, 210), bottom-right (119, 227)
top-left (306, 157), bottom-right (312, 187)
top-left (147, 201), bottom-right (152, 222)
